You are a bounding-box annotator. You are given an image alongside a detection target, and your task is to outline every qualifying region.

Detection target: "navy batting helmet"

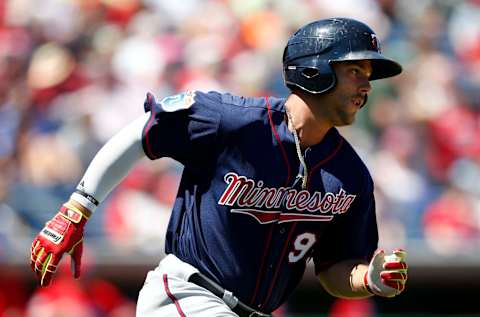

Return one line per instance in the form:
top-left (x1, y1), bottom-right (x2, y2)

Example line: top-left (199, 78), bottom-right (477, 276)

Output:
top-left (283, 18), bottom-right (402, 94)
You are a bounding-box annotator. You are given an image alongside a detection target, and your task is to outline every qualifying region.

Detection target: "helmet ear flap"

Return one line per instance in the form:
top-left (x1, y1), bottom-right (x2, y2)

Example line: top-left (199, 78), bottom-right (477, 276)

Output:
top-left (283, 63), bottom-right (336, 94)
top-left (301, 68), bottom-right (320, 79)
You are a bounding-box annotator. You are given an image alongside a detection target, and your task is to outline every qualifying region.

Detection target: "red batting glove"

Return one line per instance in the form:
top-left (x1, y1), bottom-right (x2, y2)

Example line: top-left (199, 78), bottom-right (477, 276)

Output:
top-left (365, 249), bottom-right (408, 297)
top-left (30, 203), bottom-right (89, 287)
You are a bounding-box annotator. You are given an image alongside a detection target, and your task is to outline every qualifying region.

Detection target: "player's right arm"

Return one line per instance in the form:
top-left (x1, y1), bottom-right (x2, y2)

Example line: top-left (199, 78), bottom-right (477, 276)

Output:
top-left (30, 112), bottom-right (150, 287)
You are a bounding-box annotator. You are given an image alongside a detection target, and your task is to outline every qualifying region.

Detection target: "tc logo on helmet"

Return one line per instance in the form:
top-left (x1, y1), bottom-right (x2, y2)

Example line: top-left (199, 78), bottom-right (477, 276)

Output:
top-left (371, 34), bottom-right (381, 53)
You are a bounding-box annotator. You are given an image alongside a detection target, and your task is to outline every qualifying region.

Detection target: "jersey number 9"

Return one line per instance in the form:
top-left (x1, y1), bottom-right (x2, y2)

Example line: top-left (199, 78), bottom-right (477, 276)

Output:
top-left (288, 232), bottom-right (316, 263)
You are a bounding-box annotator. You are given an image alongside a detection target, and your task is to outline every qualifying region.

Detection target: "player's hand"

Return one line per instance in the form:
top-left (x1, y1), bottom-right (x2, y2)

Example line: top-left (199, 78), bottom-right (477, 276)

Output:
top-left (365, 248), bottom-right (408, 297)
top-left (30, 202), bottom-right (90, 287)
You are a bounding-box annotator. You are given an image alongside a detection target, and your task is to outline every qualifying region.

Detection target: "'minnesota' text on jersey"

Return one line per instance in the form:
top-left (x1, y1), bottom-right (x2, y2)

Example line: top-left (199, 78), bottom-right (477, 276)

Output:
top-left (141, 90), bottom-right (378, 312)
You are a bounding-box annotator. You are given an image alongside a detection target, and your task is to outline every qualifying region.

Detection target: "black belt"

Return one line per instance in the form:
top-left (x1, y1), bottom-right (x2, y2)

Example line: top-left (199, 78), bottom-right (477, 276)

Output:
top-left (188, 272), bottom-right (272, 317)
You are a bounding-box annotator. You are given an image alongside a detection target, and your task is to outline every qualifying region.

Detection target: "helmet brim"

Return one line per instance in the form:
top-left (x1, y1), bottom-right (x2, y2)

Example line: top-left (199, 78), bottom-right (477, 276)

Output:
top-left (332, 51), bottom-right (403, 80)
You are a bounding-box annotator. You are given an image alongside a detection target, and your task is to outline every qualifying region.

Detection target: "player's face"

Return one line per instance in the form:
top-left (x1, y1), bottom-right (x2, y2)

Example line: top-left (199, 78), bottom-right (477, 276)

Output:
top-left (316, 60), bottom-right (372, 126)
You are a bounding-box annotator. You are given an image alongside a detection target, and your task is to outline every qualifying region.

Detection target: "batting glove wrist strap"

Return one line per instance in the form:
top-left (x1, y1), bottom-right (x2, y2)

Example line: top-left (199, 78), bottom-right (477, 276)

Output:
top-left (30, 203), bottom-right (89, 287)
top-left (71, 190), bottom-right (99, 212)
top-left (60, 203), bottom-right (90, 223)
top-left (365, 249), bottom-right (408, 298)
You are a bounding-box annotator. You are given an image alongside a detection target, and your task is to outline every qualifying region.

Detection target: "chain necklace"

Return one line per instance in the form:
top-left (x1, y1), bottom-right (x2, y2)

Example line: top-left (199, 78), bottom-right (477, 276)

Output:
top-left (285, 106), bottom-right (308, 189)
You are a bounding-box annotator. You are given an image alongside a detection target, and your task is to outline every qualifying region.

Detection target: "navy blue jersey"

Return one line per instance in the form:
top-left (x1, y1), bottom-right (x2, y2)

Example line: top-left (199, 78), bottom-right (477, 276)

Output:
top-left (142, 91), bottom-right (378, 312)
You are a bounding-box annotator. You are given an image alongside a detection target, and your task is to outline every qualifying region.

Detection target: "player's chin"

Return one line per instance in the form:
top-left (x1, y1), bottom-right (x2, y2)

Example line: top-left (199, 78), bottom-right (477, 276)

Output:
top-left (343, 103), bottom-right (360, 122)
top-left (335, 114), bottom-right (356, 126)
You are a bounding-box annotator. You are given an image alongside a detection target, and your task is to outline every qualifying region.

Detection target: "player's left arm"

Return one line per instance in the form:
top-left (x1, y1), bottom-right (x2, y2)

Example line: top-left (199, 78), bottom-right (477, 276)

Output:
top-left (317, 249), bottom-right (408, 298)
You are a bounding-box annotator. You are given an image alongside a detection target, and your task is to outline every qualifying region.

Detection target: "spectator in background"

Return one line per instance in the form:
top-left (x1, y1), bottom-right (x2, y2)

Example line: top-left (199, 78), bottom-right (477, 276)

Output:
top-left (103, 162), bottom-right (181, 256)
top-left (0, 273), bottom-right (28, 316)
top-left (26, 261), bottom-right (136, 317)
top-left (423, 158), bottom-right (480, 255)
top-left (329, 297), bottom-right (375, 317)
top-left (0, 0), bottom-right (478, 314)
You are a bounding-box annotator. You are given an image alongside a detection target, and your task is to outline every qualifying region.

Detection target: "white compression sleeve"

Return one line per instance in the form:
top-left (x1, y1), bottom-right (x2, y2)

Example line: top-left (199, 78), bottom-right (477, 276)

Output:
top-left (74, 113), bottom-right (150, 207)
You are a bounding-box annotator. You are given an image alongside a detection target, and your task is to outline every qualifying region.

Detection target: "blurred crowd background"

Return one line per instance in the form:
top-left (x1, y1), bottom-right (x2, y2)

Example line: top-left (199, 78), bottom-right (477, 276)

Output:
top-left (0, 0), bottom-right (479, 316)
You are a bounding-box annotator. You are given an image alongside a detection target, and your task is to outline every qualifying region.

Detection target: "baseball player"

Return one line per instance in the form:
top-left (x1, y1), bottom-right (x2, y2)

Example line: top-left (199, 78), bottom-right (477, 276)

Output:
top-left (30, 18), bottom-right (408, 317)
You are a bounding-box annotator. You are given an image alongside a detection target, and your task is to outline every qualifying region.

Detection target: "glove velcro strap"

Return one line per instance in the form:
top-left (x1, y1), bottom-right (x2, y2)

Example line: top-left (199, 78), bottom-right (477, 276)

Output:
top-left (349, 264), bottom-right (372, 296)
top-left (60, 204), bottom-right (89, 224)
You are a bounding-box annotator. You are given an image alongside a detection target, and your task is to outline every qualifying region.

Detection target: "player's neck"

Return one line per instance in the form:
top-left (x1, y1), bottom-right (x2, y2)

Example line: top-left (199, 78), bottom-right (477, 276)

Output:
top-left (285, 93), bottom-right (333, 149)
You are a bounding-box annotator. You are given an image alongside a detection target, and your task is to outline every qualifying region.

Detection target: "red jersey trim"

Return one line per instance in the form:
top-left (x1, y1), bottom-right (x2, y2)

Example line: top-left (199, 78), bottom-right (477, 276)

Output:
top-left (266, 97), bottom-right (292, 184)
top-left (262, 129), bottom-right (344, 309)
top-left (307, 138), bottom-right (344, 189)
top-left (163, 274), bottom-right (186, 317)
top-left (250, 97), bottom-right (293, 306)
